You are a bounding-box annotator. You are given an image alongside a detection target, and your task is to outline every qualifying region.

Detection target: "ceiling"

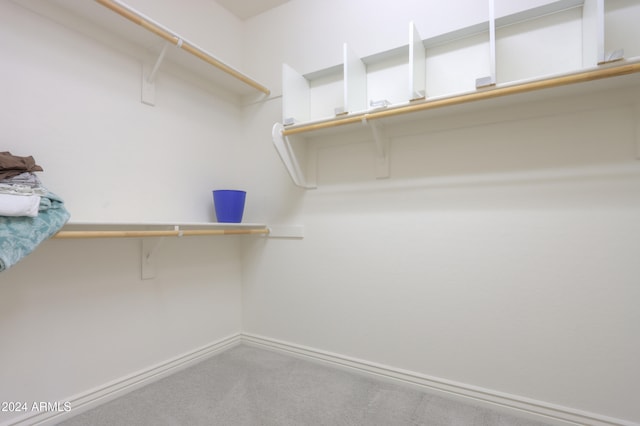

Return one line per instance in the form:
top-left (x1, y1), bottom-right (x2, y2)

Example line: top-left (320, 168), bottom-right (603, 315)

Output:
top-left (215, 0), bottom-right (290, 20)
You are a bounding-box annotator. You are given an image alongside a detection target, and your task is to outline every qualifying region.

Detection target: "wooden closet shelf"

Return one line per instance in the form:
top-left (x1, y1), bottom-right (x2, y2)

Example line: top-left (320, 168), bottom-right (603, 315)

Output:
top-left (52, 222), bottom-right (270, 239)
top-left (282, 59), bottom-right (640, 137)
top-left (12, 0), bottom-right (270, 98)
top-left (95, 0), bottom-right (270, 96)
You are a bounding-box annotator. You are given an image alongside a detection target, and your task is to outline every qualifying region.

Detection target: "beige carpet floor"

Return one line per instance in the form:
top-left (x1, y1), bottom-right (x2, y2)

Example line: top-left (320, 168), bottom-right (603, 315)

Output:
top-left (58, 344), bottom-right (552, 425)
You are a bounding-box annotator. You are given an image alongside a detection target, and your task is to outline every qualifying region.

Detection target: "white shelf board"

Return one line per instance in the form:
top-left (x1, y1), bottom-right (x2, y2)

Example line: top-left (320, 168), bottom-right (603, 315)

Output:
top-left (284, 58), bottom-right (640, 136)
top-left (12, 0), bottom-right (269, 97)
top-left (63, 221), bottom-right (268, 229)
top-left (275, 58), bottom-right (640, 188)
top-left (61, 222), bottom-right (304, 239)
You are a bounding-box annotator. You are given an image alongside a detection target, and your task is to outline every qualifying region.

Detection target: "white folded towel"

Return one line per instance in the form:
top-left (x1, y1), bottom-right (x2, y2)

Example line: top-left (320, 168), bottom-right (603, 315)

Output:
top-left (0, 193), bottom-right (41, 217)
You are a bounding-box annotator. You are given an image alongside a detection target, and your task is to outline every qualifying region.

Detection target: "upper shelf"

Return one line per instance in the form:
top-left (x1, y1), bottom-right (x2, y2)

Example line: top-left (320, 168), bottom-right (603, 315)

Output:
top-left (273, 0), bottom-right (640, 188)
top-left (283, 59), bottom-right (640, 137)
top-left (13, 0), bottom-right (270, 98)
top-left (279, 0), bottom-right (640, 128)
top-left (273, 60), bottom-right (640, 188)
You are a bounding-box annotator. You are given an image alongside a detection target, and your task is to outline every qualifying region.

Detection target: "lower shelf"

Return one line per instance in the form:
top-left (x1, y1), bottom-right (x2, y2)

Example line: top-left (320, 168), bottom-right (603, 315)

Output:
top-left (53, 222), bottom-right (270, 239)
top-left (52, 222), bottom-right (303, 280)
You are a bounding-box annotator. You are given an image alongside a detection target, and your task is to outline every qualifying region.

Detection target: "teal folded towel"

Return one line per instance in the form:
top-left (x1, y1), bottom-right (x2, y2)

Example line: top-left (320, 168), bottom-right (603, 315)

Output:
top-left (0, 191), bottom-right (70, 272)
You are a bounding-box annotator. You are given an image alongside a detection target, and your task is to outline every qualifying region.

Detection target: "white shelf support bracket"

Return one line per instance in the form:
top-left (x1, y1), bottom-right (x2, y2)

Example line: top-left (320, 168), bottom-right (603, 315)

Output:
top-left (141, 42), bottom-right (170, 106)
top-left (141, 236), bottom-right (165, 280)
top-left (367, 119), bottom-right (390, 179)
top-left (272, 123), bottom-right (316, 189)
top-left (344, 44), bottom-right (368, 114)
top-left (476, 0), bottom-right (496, 88)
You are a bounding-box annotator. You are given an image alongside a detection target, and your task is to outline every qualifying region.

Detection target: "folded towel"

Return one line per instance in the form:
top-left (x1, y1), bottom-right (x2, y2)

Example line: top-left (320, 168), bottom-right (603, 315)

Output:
top-left (0, 183), bottom-right (47, 197)
top-left (0, 173), bottom-right (46, 197)
top-left (0, 190), bottom-right (70, 272)
top-left (1, 172), bottom-right (42, 187)
top-left (0, 193), bottom-right (41, 217)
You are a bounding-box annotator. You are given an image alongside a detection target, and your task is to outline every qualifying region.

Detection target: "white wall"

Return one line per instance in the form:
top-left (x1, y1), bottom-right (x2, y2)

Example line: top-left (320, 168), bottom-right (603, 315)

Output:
top-left (0, 235), bottom-right (243, 420)
top-left (1, 0), bottom-right (640, 424)
top-left (241, 0), bottom-right (640, 424)
top-left (0, 1), bottom-right (246, 423)
top-left (1, 0), bottom-right (249, 222)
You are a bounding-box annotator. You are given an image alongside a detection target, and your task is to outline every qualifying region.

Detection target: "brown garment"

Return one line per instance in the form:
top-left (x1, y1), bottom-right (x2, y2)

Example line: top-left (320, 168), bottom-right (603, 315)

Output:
top-left (0, 151), bottom-right (44, 180)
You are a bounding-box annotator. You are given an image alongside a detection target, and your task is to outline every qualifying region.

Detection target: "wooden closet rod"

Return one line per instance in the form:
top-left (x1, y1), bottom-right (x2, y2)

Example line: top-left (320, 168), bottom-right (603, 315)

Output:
top-left (282, 61), bottom-right (640, 136)
top-left (95, 0), bottom-right (271, 96)
top-left (53, 228), bottom-right (270, 239)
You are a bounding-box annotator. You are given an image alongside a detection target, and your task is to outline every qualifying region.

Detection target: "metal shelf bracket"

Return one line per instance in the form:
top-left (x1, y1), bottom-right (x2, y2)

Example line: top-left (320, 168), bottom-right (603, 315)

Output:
top-left (141, 235), bottom-right (166, 280)
top-left (272, 122), bottom-right (316, 189)
top-left (141, 42), bottom-right (171, 106)
top-left (366, 119), bottom-right (390, 179)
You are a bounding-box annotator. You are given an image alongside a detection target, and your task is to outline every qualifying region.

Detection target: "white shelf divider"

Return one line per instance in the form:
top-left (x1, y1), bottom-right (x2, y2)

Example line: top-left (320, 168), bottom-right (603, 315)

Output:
top-left (476, 0), bottom-right (496, 88)
top-left (601, 0), bottom-right (626, 64)
top-left (409, 21), bottom-right (426, 101)
top-left (282, 63), bottom-right (310, 125)
top-left (583, 0), bottom-right (624, 66)
top-left (344, 44), bottom-right (368, 114)
top-left (582, 0), bottom-right (603, 66)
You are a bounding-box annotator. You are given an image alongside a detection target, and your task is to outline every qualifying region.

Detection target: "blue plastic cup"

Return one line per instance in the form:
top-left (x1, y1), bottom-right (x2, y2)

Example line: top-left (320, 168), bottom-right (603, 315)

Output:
top-left (213, 190), bottom-right (246, 223)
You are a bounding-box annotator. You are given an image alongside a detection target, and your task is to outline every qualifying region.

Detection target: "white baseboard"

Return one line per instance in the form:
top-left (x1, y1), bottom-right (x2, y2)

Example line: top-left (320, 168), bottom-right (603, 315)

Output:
top-left (1, 333), bottom-right (242, 426)
top-left (3, 332), bottom-right (635, 426)
top-left (241, 333), bottom-right (637, 426)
